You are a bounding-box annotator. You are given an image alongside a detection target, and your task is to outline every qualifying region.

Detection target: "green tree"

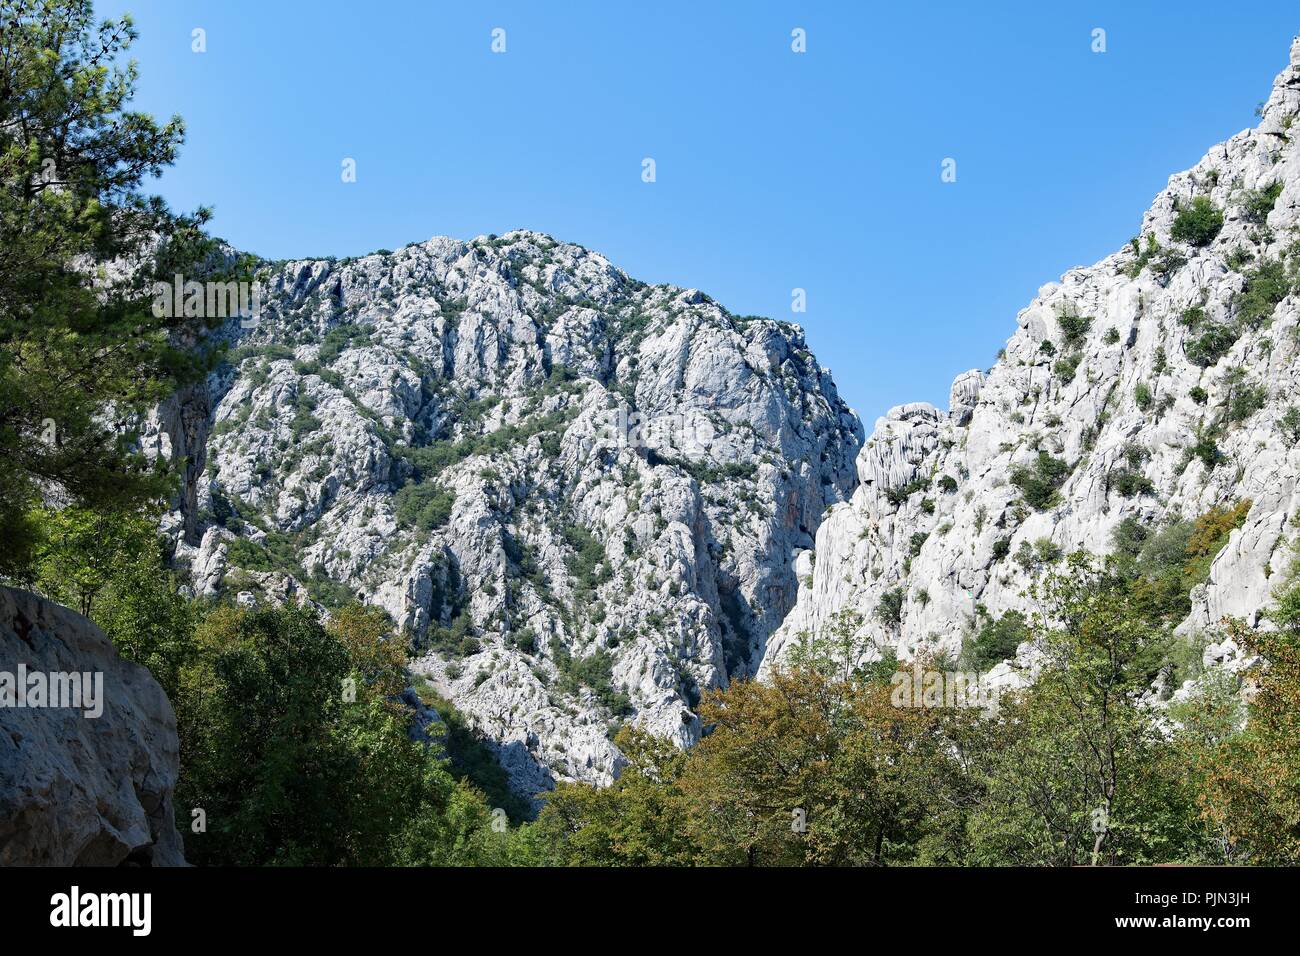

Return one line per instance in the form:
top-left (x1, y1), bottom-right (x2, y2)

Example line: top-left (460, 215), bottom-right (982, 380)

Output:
top-left (177, 604), bottom-right (505, 866)
top-left (0, 0), bottom-right (223, 578)
top-left (531, 726), bottom-right (700, 866)
top-left (27, 505), bottom-right (196, 696)
top-left (967, 557), bottom-right (1197, 865)
top-left (1200, 586), bottom-right (1300, 863)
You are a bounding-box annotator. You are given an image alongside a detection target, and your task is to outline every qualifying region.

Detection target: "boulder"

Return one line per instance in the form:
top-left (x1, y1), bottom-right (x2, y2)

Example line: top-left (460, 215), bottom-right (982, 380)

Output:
top-left (0, 587), bottom-right (186, 866)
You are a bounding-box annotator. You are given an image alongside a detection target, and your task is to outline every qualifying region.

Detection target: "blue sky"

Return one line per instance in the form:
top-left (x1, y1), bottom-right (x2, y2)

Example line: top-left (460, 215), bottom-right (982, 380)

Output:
top-left (101, 0), bottom-right (1297, 424)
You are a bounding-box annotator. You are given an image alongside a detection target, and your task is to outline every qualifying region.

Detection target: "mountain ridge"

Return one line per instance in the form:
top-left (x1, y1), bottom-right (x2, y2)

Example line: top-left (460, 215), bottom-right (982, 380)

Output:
top-left (148, 229), bottom-right (862, 795)
top-left (764, 37), bottom-right (1300, 695)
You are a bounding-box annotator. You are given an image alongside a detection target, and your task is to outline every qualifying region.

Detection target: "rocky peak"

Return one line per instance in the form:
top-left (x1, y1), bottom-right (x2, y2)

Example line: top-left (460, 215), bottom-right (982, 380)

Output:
top-left (150, 229), bottom-right (862, 796)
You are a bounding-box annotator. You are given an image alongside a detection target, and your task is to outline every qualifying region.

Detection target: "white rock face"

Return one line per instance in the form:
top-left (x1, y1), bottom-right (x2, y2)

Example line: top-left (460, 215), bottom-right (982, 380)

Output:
top-left (0, 587), bottom-right (186, 866)
top-left (154, 232), bottom-right (862, 796)
top-left (764, 38), bottom-right (1300, 678)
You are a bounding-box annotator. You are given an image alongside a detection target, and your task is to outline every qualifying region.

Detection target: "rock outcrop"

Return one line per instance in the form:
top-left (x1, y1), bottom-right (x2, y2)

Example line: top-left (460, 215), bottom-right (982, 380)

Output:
top-left (151, 232), bottom-right (862, 795)
top-left (0, 587), bottom-right (186, 866)
top-left (764, 38), bottom-right (1300, 687)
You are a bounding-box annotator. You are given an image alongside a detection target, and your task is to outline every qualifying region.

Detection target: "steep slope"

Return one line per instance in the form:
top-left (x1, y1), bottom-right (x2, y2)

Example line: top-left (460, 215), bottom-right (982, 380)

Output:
top-left (152, 231), bottom-right (862, 795)
top-left (765, 38), bottom-right (1300, 683)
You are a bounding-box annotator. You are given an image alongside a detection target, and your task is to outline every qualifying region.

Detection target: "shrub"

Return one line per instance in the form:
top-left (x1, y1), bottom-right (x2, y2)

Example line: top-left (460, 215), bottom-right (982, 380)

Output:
top-left (1188, 423), bottom-right (1224, 470)
top-left (1111, 469), bottom-right (1155, 498)
top-left (874, 587), bottom-right (905, 628)
top-left (1189, 385), bottom-right (1208, 405)
top-left (885, 477), bottom-right (929, 507)
top-left (1237, 258), bottom-right (1293, 329)
top-left (317, 323), bottom-right (372, 364)
top-left (1179, 306), bottom-right (1207, 329)
top-left (991, 537), bottom-right (1011, 560)
top-left (1241, 181), bottom-right (1283, 225)
top-left (1170, 196), bottom-right (1224, 246)
top-left (1125, 235), bottom-right (1160, 277)
top-left (1010, 452), bottom-right (1071, 510)
top-left (1151, 248), bottom-right (1188, 280)
top-left (1227, 383), bottom-right (1268, 424)
top-left (1057, 312), bottom-right (1093, 348)
top-left (1226, 246), bottom-right (1254, 271)
top-left (962, 610), bottom-right (1029, 672)
top-left (908, 532), bottom-right (929, 557)
top-left (1055, 352), bottom-right (1082, 382)
top-left (563, 522), bottom-right (610, 598)
top-left (394, 482), bottom-right (456, 531)
top-left (1134, 382), bottom-right (1154, 410)
top-left (938, 475), bottom-right (958, 494)
top-left (1185, 324), bottom-right (1238, 367)
top-left (1280, 406), bottom-right (1300, 445)
top-left (551, 640), bottom-right (631, 715)
top-left (1103, 327), bottom-right (1120, 345)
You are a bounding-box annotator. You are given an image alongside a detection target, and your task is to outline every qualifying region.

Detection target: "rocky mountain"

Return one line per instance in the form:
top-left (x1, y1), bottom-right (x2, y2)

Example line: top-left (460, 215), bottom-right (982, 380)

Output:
top-left (764, 38), bottom-right (1300, 691)
top-left (150, 232), bottom-right (862, 796)
top-left (0, 587), bottom-right (186, 866)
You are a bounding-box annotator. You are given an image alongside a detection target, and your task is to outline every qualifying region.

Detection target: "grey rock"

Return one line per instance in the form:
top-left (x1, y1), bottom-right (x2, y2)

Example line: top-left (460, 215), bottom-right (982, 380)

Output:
top-left (156, 232), bottom-right (862, 795)
top-left (0, 587), bottom-right (185, 866)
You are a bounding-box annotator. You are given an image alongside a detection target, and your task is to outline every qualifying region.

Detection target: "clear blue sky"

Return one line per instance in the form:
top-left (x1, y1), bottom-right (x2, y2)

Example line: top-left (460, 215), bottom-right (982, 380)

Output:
top-left (100, 0), bottom-right (1297, 423)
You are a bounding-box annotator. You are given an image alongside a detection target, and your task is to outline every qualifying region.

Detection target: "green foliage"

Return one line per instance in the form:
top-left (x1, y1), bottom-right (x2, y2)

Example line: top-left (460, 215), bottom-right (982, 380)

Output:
top-left (1186, 323), bottom-right (1237, 367)
top-left (394, 482), bottom-right (456, 531)
top-left (1109, 500), bottom-right (1252, 625)
top-left (317, 323), bottom-right (372, 364)
top-left (177, 604), bottom-right (505, 865)
top-left (1200, 588), bottom-right (1300, 863)
top-left (289, 391), bottom-right (321, 441)
top-left (1134, 382), bottom-right (1153, 410)
top-left (396, 407), bottom-right (578, 480)
top-left (1226, 382), bottom-right (1268, 424)
top-left (529, 727), bottom-right (699, 865)
top-left (1010, 451), bottom-right (1070, 510)
top-left (27, 506), bottom-right (197, 696)
top-left (1241, 181), bottom-right (1283, 225)
top-left (885, 476), bottom-right (928, 507)
top-left (967, 558), bottom-right (1196, 865)
top-left (550, 639), bottom-right (631, 715)
top-left (1056, 312), bottom-right (1093, 348)
top-left (25, 506), bottom-right (516, 865)
top-left (1236, 257), bottom-right (1293, 329)
top-left (1125, 234), bottom-right (1161, 277)
top-left (1110, 468), bottom-right (1155, 498)
top-left (414, 680), bottom-right (534, 823)
top-left (962, 610), bottom-right (1028, 671)
top-left (1055, 352), bottom-right (1082, 382)
top-left (1280, 406), bottom-right (1300, 446)
top-left (1170, 196), bottom-right (1224, 246)
top-left (874, 586), bottom-right (905, 629)
top-left (562, 522), bottom-right (610, 600)
top-left (0, 0), bottom-right (223, 578)
top-left (1187, 421), bottom-right (1224, 470)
